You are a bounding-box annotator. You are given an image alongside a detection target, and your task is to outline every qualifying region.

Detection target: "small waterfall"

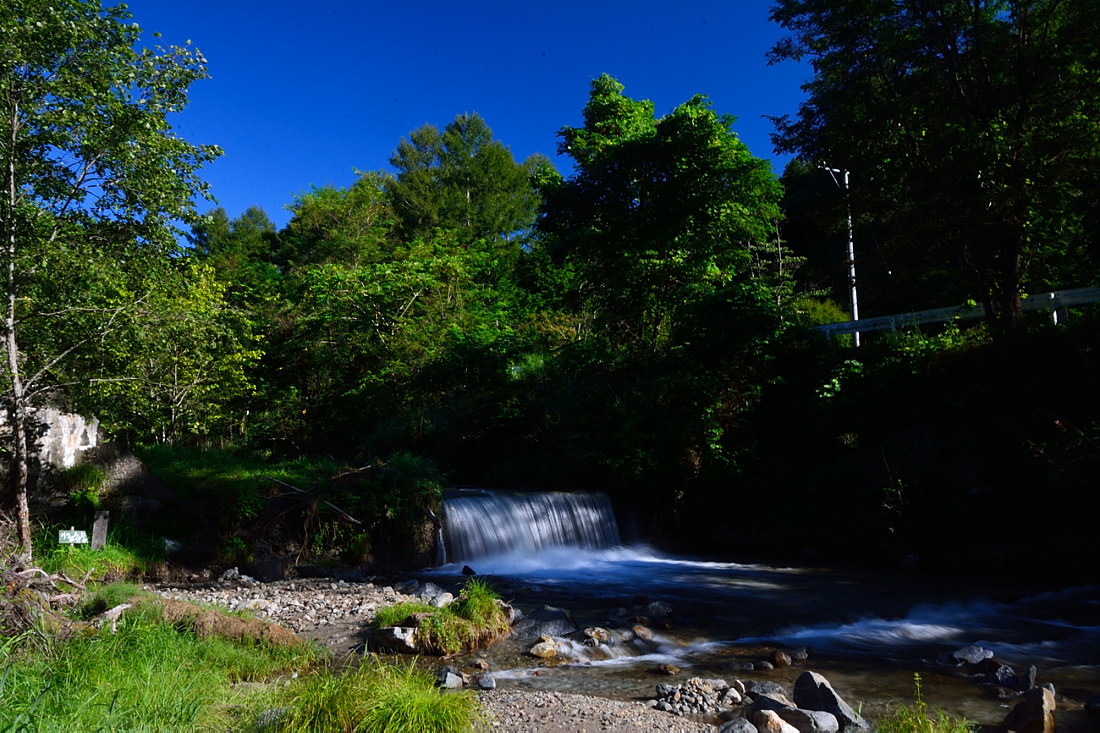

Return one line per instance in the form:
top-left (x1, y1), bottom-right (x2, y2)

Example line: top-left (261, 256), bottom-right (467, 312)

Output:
top-left (442, 490), bottom-right (621, 564)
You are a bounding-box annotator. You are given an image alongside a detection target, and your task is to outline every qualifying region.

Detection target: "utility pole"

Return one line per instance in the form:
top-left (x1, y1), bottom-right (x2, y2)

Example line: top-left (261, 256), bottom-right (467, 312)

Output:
top-left (822, 166), bottom-right (859, 346)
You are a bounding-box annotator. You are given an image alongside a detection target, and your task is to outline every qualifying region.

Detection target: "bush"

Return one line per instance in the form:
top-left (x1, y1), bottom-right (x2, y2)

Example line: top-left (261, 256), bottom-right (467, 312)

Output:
top-left (373, 578), bottom-right (509, 655)
top-left (875, 674), bottom-right (973, 733)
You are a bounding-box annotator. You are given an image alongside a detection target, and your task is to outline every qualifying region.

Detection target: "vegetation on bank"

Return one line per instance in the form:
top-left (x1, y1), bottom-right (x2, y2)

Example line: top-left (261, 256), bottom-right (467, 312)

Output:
top-left (373, 578), bottom-right (510, 655)
top-left (0, 577), bottom-right (482, 732)
top-left (875, 675), bottom-right (973, 733)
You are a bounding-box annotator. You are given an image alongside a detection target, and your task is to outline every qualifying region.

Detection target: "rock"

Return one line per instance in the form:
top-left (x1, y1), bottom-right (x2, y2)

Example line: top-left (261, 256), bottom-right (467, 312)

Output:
top-left (777, 708), bottom-right (840, 733)
top-left (747, 691), bottom-right (796, 720)
top-left (989, 663), bottom-right (1020, 689)
top-left (495, 600), bottom-right (517, 625)
top-left (648, 600), bottom-right (673, 619)
top-left (161, 536), bottom-right (183, 554)
top-left (511, 605), bottom-right (577, 639)
top-left (793, 671), bottom-right (866, 729)
top-left (633, 625), bottom-right (654, 642)
top-left (436, 671), bottom-right (464, 689)
top-left (719, 719), bottom-right (758, 733)
top-left (371, 626), bottom-right (418, 653)
top-left (1002, 686), bottom-right (1055, 733)
top-left (773, 649), bottom-right (793, 668)
top-left (477, 674), bottom-right (496, 690)
top-left (733, 679), bottom-right (747, 696)
top-left (461, 565), bottom-right (476, 575)
top-left (529, 640), bottom-right (557, 659)
top-left (1021, 664), bottom-right (1037, 691)
top-left (792, 647), bottom-right (810, 663)
top-left (414, 582), bottom-right (445, 600)
top-left (252, 557), bottom-right (284, 583)
top-left (473, 658), bottom-right (490, 671)
top-left (951, 644), bottom-right (994, 665)
top-left (722, 688), bottom-right (743, 705)
top-left (393, 579), bottom-right (418, 594)
top-left (221, 567), bottom-right (241, 581)
top-left (653, 663), bottom-right (680, 675)
top-left (755, 709), bottom-right (800, 733)
top-left (431, 592), bottom-right (454, 608)
top-left (749, 681), bottom-right (790, 699)
top-left (584, 626), bottom-right (612, 644)
top-left (756, 661), bottom-right (776, 670)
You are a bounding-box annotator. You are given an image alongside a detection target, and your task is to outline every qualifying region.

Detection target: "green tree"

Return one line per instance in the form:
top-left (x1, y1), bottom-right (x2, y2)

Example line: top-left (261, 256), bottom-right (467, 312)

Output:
top-left (387, 113), bottom-right (547, 253)
top-left (281, 172), bottom-right (394, 269)
top-left (190, 205), bottom-right (281, 308)
top-left (0, 0), bottom-right (220, 556)
top-left (538, 74), bottom-right (785, 351)
top-left (769, 0), bottom-right (1100, 331)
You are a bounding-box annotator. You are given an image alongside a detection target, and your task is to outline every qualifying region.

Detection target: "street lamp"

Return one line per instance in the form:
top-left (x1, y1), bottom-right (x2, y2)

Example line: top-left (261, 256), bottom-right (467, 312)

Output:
top-left (822, 166), bottom-right (859, 346)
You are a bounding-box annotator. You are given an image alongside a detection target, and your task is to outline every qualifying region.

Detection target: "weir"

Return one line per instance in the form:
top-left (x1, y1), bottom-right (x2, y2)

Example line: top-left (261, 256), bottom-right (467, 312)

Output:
top-left (441, 490), bottom-right (621, 564)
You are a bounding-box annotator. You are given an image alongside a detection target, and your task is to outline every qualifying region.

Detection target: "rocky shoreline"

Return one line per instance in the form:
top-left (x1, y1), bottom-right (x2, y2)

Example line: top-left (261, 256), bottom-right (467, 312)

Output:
top-left (149, 571), bottom-right (1086, 732)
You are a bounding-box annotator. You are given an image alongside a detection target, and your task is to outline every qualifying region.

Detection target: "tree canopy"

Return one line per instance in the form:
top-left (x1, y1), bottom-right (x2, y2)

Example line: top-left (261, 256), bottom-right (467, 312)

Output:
top-left (769, 0), bottom-right (1100, 330)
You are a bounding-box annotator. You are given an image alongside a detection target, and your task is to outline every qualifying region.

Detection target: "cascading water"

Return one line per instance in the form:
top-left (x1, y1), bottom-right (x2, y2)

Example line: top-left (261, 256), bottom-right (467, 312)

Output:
top-left (441, 489), bottom-right (621, 565)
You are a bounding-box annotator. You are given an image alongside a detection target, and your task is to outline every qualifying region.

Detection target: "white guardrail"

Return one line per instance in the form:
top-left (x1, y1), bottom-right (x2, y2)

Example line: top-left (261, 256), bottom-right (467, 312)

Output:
top-left (814, 286), bottom-right (1100, 341)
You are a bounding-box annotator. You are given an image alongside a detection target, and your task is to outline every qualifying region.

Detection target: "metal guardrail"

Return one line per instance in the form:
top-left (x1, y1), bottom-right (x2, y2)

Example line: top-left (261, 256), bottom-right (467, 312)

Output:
top-left (814, 286), bottom-right (1100, 340)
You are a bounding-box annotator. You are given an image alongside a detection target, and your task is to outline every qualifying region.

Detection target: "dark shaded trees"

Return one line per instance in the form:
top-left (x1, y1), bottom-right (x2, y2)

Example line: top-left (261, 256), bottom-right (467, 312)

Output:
top-left (769, 0), bottom-right (1100, 331)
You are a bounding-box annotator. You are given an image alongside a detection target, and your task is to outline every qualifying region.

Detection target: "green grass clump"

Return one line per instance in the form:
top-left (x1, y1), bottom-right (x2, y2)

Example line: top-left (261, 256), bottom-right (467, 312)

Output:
top-left (876, 674), bottom-right (973, 733)
top-left (373, 579), bottom-right (509, 655)
top-left (276, 660), bottom-right (482, 733)
top-left (0, 593), bottom-right (321, 731)
top-left (34, 521), bottom-right (166, 579)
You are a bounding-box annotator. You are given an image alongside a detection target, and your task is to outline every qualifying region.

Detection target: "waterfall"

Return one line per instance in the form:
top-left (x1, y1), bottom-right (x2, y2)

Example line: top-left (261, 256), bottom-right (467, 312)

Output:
top-left (442, 490), bottom-right (621, 564)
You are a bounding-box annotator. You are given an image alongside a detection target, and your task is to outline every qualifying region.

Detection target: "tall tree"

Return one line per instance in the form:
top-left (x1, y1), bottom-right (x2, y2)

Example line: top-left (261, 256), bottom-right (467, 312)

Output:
top-left (769, 0), bottom-right (1100, 331)
top-left (538, 75), bottom-right (785, 351)
top-left (0, 0), bottom-right (220, 556)
top-left (387, 113), bottom-right (546, 253)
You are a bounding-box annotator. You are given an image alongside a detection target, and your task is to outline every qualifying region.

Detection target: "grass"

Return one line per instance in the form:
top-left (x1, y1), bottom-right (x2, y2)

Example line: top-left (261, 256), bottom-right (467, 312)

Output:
top-left (275, 659), bottom-right (483, 732)
top-left (0, 582), bottom-right (486, 731)
top-left (875, 674), bottom-right (974, 733)
top-left (34, 521), bottom-right (166, 580)
top-left (374, 578), bottom-right (510, 655)
top-left (0, 585), bottom-right (321, 731)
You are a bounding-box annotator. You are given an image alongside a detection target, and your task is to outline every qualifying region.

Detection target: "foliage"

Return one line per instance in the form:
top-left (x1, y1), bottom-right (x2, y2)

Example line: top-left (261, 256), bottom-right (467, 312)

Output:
top-left (275, 659), bottom-right (483, 733)
top-left (34, 520), bottom-right (166, 579)
top-left (539, 74), bottom-right (788, 351)
top-left (875, 674), bottom-right (973, 733)
top-left (0, 597), bottom-right (319, 731)
top-left (373, 578), bottom-right (508, 655)
top-left (769, 0), bottom-right (1100, 330)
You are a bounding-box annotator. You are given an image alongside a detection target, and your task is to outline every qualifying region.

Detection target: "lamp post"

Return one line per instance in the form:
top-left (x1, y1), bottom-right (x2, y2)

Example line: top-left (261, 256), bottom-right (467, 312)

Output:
top-left (822, 166), bottom-right (859, 346)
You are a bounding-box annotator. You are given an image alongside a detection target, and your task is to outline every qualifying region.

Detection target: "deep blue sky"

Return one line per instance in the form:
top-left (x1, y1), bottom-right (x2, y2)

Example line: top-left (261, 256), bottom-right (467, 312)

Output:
top-left (136, 2), bottom-right (809, 229)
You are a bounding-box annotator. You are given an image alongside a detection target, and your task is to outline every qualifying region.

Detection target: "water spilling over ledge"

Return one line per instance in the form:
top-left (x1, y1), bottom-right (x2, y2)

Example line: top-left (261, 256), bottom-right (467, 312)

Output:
top-left (441, 489), bottom-right (621, 565)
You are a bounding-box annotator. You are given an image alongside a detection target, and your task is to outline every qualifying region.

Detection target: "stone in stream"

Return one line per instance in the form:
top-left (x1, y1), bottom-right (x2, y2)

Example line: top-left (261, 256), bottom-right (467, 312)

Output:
top-left (461, 564), bottom-right (476, 576)
top-left (755, 709), bottom-right (800, 733)
top-left (583, 626), bottom-right (612, 645)
top-left (1002, 685), bottom-right (1055, 733)
top-left (414, 582), bottom-right (445, 600)
top-left (773, 649), bottom-right (793, 667)
top-left (951, 644), bottom-right (994, 665)
top-left (719, 719), bottom-right (758, 733)
top-left (511, 604), bottom-right (576, 639)
top-left (756, 661), bottom-right (776, 670)
top-left (647, 600), bottom-right (673, 619)
top-left (392, 579), bottom-right (418, 594)
top-left (476, 674), bottom-right (496, 690)
top-left (370, 625), bottom-right (418, 653)
top-left (748, 681), bottom-right (790, 699)
top-left (529, 638), bottom-right (557, 659)
top-left (777, 708), bottom-right (840, 733)
top-left (792, 671), bottom-right (867, 729)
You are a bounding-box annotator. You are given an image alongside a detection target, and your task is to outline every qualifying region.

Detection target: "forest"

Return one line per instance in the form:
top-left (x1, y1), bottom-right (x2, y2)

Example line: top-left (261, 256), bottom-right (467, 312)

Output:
top-left (3, 0), bottom-right (1099, 573)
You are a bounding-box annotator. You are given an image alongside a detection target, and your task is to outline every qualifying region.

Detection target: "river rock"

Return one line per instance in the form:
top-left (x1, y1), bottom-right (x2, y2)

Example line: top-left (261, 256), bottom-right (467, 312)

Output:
top-left (431, 592), bottom-right (453, 608)
top-left (1002, 686), bottom-right (1055, 733)
top-left (648, 600), bottom-right (673, 619)
top-left (747, 691), bottom-right (796, 720)
top-left (584, 626), bottom-right (612, 644)
top-left (988, 663), bottom-right (1020, 689)
top-left (477, 674), bottom-right (496, 690)
top-left (719, 719), bottom-right (758, 733)
top-left (756, 661), bottom-right (776, 671)
top-left (951, 644), bottom-right (994, 665)
top-left (512, 605), bottom-right (576, 639)
top-left (393, 579), bottom-right (418, 594)
top-left (371, 625), bottom-right (418, 653)
top-left (633, 624), bottom-right (655, 641)
top-left (529, 639), bottom-right (557, 659)
top-left (653, 663), bottom-right (680, 675)
top-left (773, 649), bottom-right (793, 667)
top-left (777, 708), bottom-right (840, 733)
top-left (749, 681), bottom-right (790, 699)
top-left (755, 709), bottom-right (800, 733)
top-left (461, 565), bottom-right (476, 575)
top-left (793, 671), bottom-right (866, 729)
top-left (435, 665), bottom-right (464, 689)
top-left (792, 647), bottom-right (810, 663)
top-left (414, 582), bottom-right (445, 600)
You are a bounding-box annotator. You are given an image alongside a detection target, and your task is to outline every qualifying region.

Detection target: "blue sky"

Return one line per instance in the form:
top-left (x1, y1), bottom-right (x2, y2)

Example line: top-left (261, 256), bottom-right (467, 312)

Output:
top-left (136, 1), bottom-right (809, 229)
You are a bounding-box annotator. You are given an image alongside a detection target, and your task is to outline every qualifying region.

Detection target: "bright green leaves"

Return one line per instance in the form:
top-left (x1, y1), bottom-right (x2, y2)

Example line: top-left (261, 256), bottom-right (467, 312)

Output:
top-left (540, 74), bottom-right (784, 352)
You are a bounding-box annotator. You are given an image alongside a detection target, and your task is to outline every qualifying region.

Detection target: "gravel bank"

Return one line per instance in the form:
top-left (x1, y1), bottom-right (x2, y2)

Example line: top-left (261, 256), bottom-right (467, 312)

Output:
top-left (150, 577), bottom-right (718, 731)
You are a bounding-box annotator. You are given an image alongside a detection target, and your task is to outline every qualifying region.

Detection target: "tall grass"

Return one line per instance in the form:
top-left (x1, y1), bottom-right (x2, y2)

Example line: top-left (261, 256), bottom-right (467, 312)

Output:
top-left (276, 660), bottom-right (483, 733)
top-left (373, 578), bottom-right (509, 655)
top-left (0, 591), bottom-right (320, 731)
top-left (875, 674), bottom-right (974, 733)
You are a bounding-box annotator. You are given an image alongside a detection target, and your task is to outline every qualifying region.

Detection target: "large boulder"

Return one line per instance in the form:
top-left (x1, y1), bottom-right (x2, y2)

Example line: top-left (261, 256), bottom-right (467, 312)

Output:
top-left (719, 719), bottom-right (758, 733)
top-left (777, 708), bottom-right (840, 733)
top-left (793, 671), bottom-right (867, 729)
top-left (1002, 686), bottom-right (1055, 733)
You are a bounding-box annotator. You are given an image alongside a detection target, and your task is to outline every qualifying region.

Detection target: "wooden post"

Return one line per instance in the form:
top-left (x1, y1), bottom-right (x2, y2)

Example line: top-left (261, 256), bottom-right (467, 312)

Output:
top-left (92, 510), bottom-right (109, 550)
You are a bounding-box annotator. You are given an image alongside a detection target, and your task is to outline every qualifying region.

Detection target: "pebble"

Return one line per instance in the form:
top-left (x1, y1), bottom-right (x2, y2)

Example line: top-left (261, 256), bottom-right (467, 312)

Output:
top-left (479, 689), bottom-right (715, 732)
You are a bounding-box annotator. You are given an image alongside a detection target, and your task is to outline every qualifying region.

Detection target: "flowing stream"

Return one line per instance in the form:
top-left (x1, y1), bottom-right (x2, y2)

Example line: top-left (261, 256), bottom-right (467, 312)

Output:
top-left (427, 489), bottom-right (1100, 730)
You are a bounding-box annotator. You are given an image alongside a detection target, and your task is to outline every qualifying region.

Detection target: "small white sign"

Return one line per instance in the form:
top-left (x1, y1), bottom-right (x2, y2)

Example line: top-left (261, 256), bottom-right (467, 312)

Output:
top-left (59, 529), bottom-right (88, 544)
